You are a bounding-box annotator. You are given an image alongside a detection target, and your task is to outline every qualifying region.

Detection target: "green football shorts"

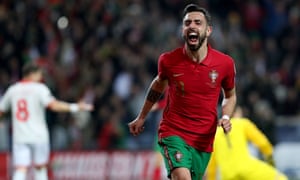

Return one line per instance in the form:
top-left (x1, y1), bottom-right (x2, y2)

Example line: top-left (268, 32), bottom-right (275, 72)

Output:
top-left (158, 136), bottom-right (211, 180)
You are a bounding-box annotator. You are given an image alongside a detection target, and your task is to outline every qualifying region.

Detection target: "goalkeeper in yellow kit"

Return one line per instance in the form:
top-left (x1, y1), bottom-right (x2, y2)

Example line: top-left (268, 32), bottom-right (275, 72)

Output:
top-left (206, 106), bottom-right (288, 180)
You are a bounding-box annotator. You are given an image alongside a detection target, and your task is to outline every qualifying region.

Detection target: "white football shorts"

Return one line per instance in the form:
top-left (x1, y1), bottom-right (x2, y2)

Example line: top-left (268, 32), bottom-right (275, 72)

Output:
top-left (13, 143), bottom-right (50, 167)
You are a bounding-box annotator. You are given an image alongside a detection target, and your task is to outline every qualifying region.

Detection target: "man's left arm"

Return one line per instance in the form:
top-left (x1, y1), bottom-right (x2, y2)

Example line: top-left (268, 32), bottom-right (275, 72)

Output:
top-left (219, 87), bottom-right (237, 133)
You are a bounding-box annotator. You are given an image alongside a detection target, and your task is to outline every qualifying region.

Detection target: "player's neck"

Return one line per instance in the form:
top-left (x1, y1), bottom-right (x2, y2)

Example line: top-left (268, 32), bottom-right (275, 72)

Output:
top-left (186, 44), bottom-right (208, 63)
top-left (22, 76), bottom-right (35, 82)
top-left (21, 78), bottom-right (32, 82)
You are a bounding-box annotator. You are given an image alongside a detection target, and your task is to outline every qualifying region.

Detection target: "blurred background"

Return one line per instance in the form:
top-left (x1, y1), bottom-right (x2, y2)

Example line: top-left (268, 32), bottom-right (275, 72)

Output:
top-left (0, 0), bottom-right (299, 179)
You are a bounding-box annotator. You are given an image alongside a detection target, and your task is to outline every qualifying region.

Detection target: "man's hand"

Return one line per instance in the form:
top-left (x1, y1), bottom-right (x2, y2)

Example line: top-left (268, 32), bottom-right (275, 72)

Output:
top-left (218, 118), bottom-right (232, 134)
top-left (78, 101), bottom-right (94, 111)
top-left (128, 118), bottom-right (146, 136)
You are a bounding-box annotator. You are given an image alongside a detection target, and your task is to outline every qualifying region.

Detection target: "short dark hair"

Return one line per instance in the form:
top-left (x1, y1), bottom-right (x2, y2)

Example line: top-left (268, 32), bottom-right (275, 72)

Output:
top-left (22, 63), bottom-right (41, 77)
top-left (182, 4), bottom-right (212, 26)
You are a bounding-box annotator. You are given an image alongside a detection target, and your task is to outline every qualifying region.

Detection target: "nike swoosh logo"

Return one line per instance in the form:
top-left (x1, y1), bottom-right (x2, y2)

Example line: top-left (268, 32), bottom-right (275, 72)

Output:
top-left (173, 73), bottom-right (184, 77)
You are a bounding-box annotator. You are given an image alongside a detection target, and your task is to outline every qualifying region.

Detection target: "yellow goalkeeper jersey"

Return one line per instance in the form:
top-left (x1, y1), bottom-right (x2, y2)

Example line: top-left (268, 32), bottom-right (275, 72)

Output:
top-left (206, 118), bottom-right (287, 180)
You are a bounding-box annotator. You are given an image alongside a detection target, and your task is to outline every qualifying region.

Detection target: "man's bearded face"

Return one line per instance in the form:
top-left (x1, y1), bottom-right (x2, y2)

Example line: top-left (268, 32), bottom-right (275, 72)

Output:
top-left (184, 28), bottom-right (207, 51)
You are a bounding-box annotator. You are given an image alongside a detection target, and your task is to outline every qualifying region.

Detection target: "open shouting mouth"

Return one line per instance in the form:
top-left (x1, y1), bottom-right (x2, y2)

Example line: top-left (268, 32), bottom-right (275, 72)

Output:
top-left (187, 31), bottom-right (199, 44)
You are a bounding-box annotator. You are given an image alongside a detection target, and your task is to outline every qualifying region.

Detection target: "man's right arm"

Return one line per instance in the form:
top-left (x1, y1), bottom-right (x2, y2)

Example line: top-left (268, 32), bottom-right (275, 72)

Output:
top-left (137, 76), bottom-right (168, 119)
top-left (128, 76), bottom-right (168, 136)
top-left (41, 84), bottom-right (93, 113)
top-left (47, 100), bottom-right (93, 113)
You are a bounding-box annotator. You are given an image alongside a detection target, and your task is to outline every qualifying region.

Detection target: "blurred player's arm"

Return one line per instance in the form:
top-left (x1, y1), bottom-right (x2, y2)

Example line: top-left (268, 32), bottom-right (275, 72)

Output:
top-left (47, 100), bottom-right (93, 113)
top-left (244, 119), bottom-right (274, 166)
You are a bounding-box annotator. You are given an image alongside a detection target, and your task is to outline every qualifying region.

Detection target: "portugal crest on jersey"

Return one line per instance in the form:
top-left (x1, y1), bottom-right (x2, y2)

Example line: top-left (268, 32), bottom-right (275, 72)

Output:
top-left (174, 151), bottom-right (183, 162)
top-left (209, 70), bottom-right (218, 83)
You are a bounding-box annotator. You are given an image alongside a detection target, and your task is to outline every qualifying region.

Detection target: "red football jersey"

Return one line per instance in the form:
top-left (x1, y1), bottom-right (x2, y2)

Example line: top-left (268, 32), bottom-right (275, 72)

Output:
top-left (157, 45), bottom-right (236, 152)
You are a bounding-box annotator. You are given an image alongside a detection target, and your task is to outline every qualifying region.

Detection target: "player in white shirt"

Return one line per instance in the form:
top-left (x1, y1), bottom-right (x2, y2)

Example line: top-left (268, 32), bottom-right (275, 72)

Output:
top-left (0, 63), bottom-right (93, 180)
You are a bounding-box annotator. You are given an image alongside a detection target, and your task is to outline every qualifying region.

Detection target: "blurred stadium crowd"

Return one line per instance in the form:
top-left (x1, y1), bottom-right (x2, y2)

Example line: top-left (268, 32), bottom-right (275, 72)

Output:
top-left (0, 0), bottom-right (299, 151)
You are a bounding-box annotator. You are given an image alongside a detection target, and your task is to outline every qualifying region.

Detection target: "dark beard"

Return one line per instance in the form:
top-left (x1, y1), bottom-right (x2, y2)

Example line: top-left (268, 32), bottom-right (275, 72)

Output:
top-left (185, 34), bottom-right (206, 51)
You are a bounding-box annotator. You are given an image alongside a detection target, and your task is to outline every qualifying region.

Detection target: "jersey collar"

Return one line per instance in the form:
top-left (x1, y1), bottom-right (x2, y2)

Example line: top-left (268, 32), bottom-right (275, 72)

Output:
top-left (183, 44), bottom-right (212, 66)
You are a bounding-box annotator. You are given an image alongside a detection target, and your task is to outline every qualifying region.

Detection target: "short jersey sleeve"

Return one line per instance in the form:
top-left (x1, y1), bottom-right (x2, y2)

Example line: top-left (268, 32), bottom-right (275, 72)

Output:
top-left (158, 53), bottom-right (168, 80)
top-left (221, 56), bottom-right (236, 90)
top-left (39, 84), bottom-right (55, 107)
